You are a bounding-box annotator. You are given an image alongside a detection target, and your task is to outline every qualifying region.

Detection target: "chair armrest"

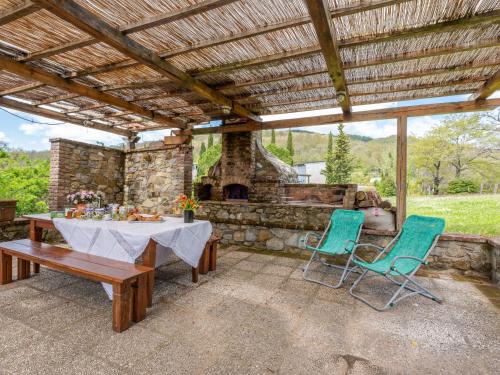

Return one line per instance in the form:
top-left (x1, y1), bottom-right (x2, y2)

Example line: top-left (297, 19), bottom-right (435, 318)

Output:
top-left (389, 256), bottom-right (427, 271)
top-left (351, 243), bottom-right (387, 263)
top-left (302, 232), bottom-right (321, 248)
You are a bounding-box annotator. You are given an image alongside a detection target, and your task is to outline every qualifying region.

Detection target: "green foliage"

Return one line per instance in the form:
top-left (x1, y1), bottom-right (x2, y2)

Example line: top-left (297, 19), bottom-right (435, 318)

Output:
top-left (207, 134), bottom-right (214, 148)
top-left (321, 132), bottom-right (335, 184)
top-left (200, 142), bottom-right (206, 157)
top-left (265, 143), bottom-right (293, 165)
top-left (271, 129), bottom-right (276, 144)
top-left (286, 129), bottom-right (294, 157)
top-left (376, 173), bottom-right (396, 197)
top-left (0, 151), bottom-right (50, 216)
top-left (447, 179), bottom-right (479, 194)
top-left (322, 125), bottom-right (355, 184)
top-left (195, 143), bottom-right (221, 182)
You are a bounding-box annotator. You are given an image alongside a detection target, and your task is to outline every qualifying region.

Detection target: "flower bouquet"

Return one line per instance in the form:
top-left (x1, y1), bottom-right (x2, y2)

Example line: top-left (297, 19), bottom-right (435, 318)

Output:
top-left (67, 190), bottom-right (102, 210)
top-left (176, 194), bottom-right (200, 223)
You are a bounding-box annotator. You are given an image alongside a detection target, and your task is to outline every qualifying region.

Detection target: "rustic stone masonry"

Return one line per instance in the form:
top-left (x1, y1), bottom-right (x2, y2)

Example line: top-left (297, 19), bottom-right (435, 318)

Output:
top-left (0, 218), bottom-right (29, 241)
top-left (196, 201), bottom-right (498, 280)
top-left (124, 142), bottom-right (193, 214)
top-left (49, 139), bottom-right (125, 210)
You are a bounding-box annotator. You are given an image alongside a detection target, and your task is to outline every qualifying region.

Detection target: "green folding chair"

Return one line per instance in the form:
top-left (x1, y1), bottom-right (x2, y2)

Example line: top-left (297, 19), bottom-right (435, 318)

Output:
top-left (303, 209), bottom-right (365, 288)
top-left (349, 215), bottom-right (445, 311)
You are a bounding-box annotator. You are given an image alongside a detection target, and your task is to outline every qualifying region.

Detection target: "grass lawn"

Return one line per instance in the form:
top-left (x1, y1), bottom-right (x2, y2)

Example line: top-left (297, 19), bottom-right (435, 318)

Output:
top-left (402, 194), bottom-right (500, 237)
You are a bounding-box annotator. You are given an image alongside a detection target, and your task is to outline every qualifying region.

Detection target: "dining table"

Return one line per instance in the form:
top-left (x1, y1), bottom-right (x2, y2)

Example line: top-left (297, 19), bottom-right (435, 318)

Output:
top-left (23, 213), bottom-right (213, 306)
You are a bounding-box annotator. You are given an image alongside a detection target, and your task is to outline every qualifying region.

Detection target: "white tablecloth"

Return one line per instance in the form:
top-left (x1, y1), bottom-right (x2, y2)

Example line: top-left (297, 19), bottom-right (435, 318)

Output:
top-left (52, 216), bottom-right (212, 298)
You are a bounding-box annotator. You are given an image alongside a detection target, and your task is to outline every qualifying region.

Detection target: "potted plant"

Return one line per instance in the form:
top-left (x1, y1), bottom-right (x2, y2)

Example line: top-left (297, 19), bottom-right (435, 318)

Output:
top-left (67, 191), bottom-right (102, 210)
top-left (176, 194), bottom-right (200, 223)
top-left (0, 199), bottom-right (17, 222)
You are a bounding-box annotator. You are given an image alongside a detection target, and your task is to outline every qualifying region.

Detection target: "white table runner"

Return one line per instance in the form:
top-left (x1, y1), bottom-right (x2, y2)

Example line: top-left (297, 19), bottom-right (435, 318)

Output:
top-left (52, 216), bottom-right (212, 298)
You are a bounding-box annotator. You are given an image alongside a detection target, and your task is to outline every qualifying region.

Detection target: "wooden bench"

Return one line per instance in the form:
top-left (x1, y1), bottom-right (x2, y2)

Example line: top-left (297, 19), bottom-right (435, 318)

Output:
top-left (0, 239), bottom-right (153, 333)
top-left (191, 235), bottom-right (220, 283)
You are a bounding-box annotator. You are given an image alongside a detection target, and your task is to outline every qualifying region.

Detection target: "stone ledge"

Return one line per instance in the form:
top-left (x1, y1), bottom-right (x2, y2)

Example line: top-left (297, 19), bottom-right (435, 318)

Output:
top-left (199, 200), bottom-right (337, 209)
top-left (0, 218), bottom-right (29, 227)
top-left (50, 138), bottom-right (125, 153)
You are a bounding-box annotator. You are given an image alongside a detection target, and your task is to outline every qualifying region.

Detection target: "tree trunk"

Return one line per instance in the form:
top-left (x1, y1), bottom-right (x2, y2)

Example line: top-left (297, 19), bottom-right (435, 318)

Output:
top-left (432, 161), bottom-right (442, 195)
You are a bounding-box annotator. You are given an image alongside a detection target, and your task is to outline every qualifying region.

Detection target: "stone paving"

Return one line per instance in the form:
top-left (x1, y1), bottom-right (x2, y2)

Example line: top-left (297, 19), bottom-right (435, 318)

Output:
top-left (0, 246), bottom-right (499, 375)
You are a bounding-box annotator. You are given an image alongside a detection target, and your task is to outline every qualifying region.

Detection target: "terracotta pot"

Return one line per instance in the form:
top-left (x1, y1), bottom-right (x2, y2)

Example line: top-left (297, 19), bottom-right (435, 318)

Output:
top-left (0, 200), bottom-right (16, 222)
top-left (76, 203), bottom-right (86, 210)
top-left (183, 210), bottom-right (194, 223)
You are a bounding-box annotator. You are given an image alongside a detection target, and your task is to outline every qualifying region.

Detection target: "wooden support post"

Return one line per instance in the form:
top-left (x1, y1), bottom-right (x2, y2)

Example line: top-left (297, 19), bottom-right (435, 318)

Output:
top-left (112, 282), bottom-right (132, 333)
top-left (132, 274), bottom-right (148, 323)
top-left (17, 258), bottom-right (30, 280)
top-left (29, 220), bottom-right (43, 273)
top-left (141, 239), bottom-right (156, 308)
top-left (0, 251), bottom-right (13, 285)
top-left (396, 115), bottom-right (408, 230)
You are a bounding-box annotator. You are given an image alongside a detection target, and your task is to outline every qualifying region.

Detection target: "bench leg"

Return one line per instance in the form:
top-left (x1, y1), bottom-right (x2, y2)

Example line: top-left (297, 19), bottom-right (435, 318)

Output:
top-left (34, 263), bottom-right (40, 274)
top-left (112, 282), bottom-right (132, 333)
top-left (132, 274), bottom-right (148, 323)
top-left (29, 221), bottom-right (42, 273)
top-left (1, 251), bottom-right (12, 285)
top-left (209, 242), bottom-right (218, 272)
top-left (17, 258), bottom-right (30, 280)
top-left (199, 245), bottom-right (210, 275)
top-left (192, 266), bottom-right (199, 283)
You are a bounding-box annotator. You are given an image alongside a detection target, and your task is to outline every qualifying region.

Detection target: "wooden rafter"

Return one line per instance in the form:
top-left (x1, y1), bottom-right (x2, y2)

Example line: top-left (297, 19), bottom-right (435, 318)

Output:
top-left (0, 82), bottom-right (44, 96)
top-left (0, 55), bottom-right (183, 128)
top-left (470, 70), bottom-right (500, 100)
top-left (18, 0), bottom-right (237, 62)
top-left (189, 98), bottom-right (500, 135)
top-left (232, 61), bottom-right (499, 100)
top-left (32, 0), bottom-right (260, 122)
top-left (244, 78), bottom-right (485, 108)
top-left (0, 1), bottom-right (38, 27)
top-left (0, 96), bottom-right (133, 136)
top-left (304, 0), bottom-right (351, 113)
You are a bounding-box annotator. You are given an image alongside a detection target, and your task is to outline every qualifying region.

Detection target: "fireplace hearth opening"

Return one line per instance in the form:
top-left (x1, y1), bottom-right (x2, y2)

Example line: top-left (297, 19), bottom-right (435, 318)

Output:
top-left (224, 184), bottom-right (248, 201)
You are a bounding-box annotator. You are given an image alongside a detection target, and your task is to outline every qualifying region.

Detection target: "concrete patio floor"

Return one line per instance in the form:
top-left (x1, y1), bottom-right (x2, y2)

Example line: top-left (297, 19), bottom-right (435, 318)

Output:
top-left (0, 246), bottom-right (498, 375)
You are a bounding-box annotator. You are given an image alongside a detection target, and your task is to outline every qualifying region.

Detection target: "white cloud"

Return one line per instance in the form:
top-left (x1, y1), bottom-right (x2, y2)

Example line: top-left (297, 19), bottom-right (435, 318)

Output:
top-left (19, 123), bottom-right (46, 135)
top-left (0, 131), bottom-right (9, 143)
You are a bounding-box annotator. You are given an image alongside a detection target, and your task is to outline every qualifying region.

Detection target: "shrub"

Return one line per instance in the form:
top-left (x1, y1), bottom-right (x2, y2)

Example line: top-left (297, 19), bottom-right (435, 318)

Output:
top-left (376, 174), bottom-right (396, 197)
top-left (265, 143), bottom-right (293, 165)
top-left (447, 179), bottom-right (479, 194)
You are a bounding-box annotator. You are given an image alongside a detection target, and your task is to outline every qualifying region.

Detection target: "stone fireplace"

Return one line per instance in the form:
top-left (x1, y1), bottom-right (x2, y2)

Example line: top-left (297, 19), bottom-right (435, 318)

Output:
top-left (195, 131), bottom-right (298, 203)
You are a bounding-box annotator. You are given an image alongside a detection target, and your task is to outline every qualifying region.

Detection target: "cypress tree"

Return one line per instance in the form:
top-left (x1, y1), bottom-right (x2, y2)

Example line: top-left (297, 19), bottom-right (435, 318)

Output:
top-left (321, 131), bottom-right (335, 184)
top-left (287, 129), bottom-right (294, 156)
top-left (208, 134), bottom-right (214, 148)
top-left (331, 123), bottom-right (354, 184)
top-left (271, 129), bottom-right (276, 144)
top-left (200, 142), bottom-right (206, 157)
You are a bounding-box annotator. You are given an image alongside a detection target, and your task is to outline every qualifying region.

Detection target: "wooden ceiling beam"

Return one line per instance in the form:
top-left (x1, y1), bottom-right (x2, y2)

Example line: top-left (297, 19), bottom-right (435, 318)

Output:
top-left (232, 61), bottom-right (499, 100)
top-left (0, 1), bottom-right (39, 27)
top-left (33, 0), bottom-right (260, 122)
top-left (0, 54), bottom-right (183, 128)
top-left (0, 96), bottom-right (133, 136)
top-left (0, 82), bottom-right (44, 96)
top-left (191, 98), bottom-right (500, 134)
top-left (304, 0), bottom-right (351, 113)
top-left (470, 70), bottom-right (500, 100)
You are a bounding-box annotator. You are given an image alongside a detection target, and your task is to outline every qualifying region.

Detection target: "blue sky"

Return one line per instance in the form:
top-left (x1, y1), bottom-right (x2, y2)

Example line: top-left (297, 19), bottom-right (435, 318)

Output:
top-left (1, 93), bottom-right (497, 151)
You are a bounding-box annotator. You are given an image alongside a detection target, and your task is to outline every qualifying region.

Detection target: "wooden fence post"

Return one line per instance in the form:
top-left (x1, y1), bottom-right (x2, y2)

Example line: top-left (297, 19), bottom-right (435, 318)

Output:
top-left (396, 115), bottom-right (407, 230)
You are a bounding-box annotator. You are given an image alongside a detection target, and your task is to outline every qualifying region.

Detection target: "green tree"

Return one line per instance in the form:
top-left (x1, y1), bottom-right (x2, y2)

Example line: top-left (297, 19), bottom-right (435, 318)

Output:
top-left (287, 129), bottom-right (294, 157)
top-left (208, 134), bottom-right (214, 148)
top-left (199, 142), bottom-right (206, 157)
top-left (330, 124), bottom-right (354, 183)
top-left (271, 129), bottom-right (276, 144)
top-left (321, 131), bottom-right (335, 184)
top-left (265, 143), bottom-right (293, 165)
top-left (196, 143), bottom-right (221, 182)
top-left (375, 151), bottom-right (396, 197)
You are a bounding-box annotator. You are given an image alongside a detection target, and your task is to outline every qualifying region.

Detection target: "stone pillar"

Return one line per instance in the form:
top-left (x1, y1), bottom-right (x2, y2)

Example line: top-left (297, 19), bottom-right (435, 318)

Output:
top-left (123, 142), bottom-right (193, 214)
top-left (49, 139), bottom-right (125, 210)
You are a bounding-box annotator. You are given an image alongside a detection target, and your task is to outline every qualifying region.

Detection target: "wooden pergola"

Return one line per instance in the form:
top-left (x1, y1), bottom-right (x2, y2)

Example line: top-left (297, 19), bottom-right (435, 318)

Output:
top-left (0, 0), bottom-right (499, 228)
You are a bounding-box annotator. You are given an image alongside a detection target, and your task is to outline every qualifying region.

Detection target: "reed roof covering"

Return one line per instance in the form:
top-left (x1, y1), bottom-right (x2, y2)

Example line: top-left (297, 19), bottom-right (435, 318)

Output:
top-left (0, 0), bottom-right (498, 136)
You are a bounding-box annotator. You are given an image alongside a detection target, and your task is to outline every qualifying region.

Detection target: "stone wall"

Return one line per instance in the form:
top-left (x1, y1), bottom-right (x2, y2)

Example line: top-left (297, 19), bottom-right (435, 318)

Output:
top-left (124, 142), bottom-right (193, 214)
top-left (49, 139), bottom-right (125, 210)
top-left (491, 239), bottom-right (500, 286)
top-left (196, 201), bottom-right (497, 279)
top-left (284, 183), bottom-right (356, 205)
top-left (0, 219), bottom-right (29, 242)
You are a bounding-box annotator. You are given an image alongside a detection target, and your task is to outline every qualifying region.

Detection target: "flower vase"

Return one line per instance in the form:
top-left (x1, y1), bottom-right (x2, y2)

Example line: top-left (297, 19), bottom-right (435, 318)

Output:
top-left (183, 210), bottom-right (194, 223)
